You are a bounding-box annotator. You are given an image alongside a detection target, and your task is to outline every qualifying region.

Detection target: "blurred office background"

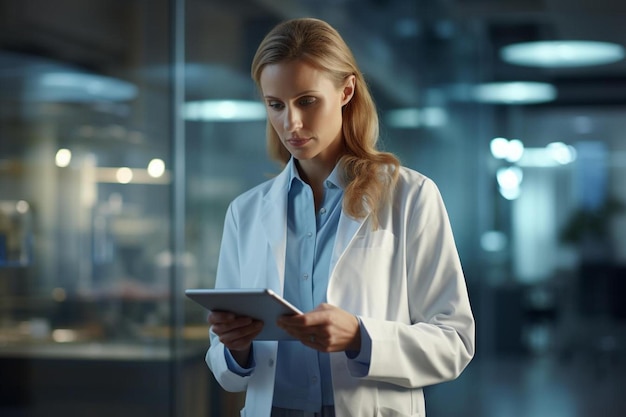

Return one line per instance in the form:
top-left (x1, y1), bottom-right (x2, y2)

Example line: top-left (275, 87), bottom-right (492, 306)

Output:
top-left (1, 0), bottom-right (625, 416)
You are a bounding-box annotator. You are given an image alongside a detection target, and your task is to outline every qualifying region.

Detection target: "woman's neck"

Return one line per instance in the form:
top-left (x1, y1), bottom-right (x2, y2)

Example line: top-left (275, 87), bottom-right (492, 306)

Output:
top-left (295, 158), bottom-right (337, 210)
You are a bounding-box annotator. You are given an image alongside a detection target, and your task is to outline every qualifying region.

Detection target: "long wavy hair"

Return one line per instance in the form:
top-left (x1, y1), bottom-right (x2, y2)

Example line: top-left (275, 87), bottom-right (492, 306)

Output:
top-left (251, 18), bottom-right (400, 224)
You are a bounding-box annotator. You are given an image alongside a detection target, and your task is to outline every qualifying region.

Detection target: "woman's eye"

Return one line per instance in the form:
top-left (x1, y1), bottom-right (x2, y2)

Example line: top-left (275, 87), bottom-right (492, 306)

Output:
top-left (299, 97), bottom-right (316, 106)
top-left (267, 101), bottom-right (284, 110)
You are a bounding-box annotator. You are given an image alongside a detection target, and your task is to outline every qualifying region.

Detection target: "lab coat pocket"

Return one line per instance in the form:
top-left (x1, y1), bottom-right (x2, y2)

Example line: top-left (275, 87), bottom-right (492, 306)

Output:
top-left (343, 230), bottom-right (395, 282)
top-left (331, 230), bottom-right (399, 316)
top-left (376, 406), bottom-right (420, 417)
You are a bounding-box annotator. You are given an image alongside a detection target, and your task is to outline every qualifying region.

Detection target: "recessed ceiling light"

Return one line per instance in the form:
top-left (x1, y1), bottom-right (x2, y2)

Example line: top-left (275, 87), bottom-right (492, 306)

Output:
top-left (0, 52), bottom-right (137, 102)
top-left (385, 107), bottom-right (448, 129)
top-left (386, 108), bottom-right (421, 128)
top-left (500, 40), bottom-right (625, 68)
top-left (473, 81), bottom-right (557, 104)
top-left (183, 100), bottom-right (266, 122)
top-left (7, 71), bottom-right (138, 102)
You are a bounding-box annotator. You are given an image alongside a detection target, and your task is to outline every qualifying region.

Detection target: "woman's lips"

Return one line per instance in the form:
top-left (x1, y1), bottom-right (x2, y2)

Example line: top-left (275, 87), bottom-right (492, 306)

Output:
top-left (286, 137), bottom-right (311, 147)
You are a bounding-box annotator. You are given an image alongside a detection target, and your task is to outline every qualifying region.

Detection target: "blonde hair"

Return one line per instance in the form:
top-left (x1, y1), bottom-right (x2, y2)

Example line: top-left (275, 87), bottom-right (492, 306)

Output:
top-left (251, 18), bottom-right (400, 224)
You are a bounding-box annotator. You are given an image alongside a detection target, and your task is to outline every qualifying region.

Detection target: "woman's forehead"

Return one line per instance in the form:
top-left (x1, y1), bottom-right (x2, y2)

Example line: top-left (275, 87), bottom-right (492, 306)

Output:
top-left (259, 60), bottom-right (336, 97)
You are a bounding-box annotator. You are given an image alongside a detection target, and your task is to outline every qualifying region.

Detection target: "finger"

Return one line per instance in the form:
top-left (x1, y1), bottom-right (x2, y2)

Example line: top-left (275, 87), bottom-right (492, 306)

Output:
top-left (278, 309), bottom-right (328, 329)
top-left (277, 314), bottom-right (307, 328)
top-left (219, 321), bottom-right (264, 349)
top-left (296, 331), bottom-right (334, 352)
top-left (207, 311), bottom-right (236, 325)
top-left (211, 316), bottom-right (256, 335)
top-left (281, 324), bottom-right (323, 344)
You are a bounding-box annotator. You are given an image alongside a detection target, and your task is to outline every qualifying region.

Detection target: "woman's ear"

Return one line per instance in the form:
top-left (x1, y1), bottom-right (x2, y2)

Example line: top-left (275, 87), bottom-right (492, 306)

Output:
top-left (341, 75), bottom-right (356, 106)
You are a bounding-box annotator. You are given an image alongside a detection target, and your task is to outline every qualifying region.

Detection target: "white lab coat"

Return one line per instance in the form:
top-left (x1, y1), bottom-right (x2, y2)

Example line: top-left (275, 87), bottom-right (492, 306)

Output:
top-left (206, 161), bottom-right (475, 417)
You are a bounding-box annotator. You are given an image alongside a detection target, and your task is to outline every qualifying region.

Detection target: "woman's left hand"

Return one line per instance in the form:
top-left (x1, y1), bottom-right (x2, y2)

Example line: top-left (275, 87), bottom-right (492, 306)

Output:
top-left (277, 303), bottom-right (361, 352)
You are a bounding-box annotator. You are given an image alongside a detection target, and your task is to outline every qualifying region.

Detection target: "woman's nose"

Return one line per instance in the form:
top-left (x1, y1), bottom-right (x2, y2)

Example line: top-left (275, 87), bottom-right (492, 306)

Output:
top-left (284, 107), bottom-right (303, 132)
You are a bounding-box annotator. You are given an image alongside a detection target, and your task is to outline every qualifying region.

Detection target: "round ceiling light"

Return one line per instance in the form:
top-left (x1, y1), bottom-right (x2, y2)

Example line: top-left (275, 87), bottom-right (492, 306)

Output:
top-left (500, 40), bottom-right (625, 68)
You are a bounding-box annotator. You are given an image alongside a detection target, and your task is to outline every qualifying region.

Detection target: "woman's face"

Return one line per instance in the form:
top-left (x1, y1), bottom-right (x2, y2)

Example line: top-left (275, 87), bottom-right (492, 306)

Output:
top-left (259, 59), bottom-right (354, 167)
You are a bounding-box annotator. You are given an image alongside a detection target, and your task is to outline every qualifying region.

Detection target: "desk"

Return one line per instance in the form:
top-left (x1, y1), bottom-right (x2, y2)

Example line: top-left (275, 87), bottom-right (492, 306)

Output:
top-left (0, 341), bottom-right (213, 417)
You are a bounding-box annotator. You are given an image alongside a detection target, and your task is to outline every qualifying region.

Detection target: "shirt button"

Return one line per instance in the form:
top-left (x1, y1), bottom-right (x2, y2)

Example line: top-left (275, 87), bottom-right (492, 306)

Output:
top-left (307, 232), bottom-right (313, 238)
top-left (303, 273), bottom-right (309, 280)
top-left (319, 207), bottom-right (326, 214)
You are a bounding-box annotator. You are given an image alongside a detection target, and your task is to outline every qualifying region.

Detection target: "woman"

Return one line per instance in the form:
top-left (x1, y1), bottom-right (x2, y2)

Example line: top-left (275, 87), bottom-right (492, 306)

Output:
top-left (206, 17), bottom-right (475, 417)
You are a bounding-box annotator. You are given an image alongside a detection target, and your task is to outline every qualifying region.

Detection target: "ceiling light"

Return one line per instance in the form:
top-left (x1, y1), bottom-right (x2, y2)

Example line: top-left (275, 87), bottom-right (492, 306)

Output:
top-left (385, 107), bottom-right (448, 129)
top-left (497, 166), bottom-right (524, 190)
top-left (116, 167), bottom-right (133, 184)
top-left (517, 143), bottom-right (577, 167)
top-left (490, 137), bottom-right (510, 159)
top-left (501, 40), bottom-right (625, 68)
top-left (505, 139), bottom-right (525, 163)
top-left (546, 142), bottom-right (577, 165)
top-left (490, 137), bottom-right (525, 161)
top-left (184, 100), bottom-right (266, 122)
top-left (28, 72), bottom-right (137, 102)
top-left (480, 230), bottom-right (508, 252)
top-left (0, 52), bottom-right (137, 102)
top-left (147, 159), bottom-right (166, 178)
top-left (386, 108), bottom-right (421, 128)
top-left (421, 107), bottom-right (448, 127)
top-left (55, 148), bottom-right (72, 168)
top-left (473, 81), bottom-right (557, 104)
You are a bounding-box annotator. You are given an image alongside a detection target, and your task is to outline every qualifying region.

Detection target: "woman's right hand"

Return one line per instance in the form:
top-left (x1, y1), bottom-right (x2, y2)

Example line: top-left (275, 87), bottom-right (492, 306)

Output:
top-left (208, 311), bottom-right (263, 365)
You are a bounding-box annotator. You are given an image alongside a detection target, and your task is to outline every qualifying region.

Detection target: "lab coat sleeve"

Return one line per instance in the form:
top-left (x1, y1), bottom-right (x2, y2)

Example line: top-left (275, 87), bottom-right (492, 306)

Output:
top-left (358, 178), bottom-right (475, 388)
top-left (205, 203), bottom-right (253, 392)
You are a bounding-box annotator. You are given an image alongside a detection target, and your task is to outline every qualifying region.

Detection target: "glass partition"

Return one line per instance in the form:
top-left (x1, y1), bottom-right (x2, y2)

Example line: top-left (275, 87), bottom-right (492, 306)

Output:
top-left (0, 0), bottom-right (212, 415)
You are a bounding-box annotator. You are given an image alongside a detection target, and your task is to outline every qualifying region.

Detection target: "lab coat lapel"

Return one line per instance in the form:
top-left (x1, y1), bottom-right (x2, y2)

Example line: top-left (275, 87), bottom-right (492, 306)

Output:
top-left (331, 211), bottom-right (368, 269)
top-left (260, 166), bottom-right (290, 294)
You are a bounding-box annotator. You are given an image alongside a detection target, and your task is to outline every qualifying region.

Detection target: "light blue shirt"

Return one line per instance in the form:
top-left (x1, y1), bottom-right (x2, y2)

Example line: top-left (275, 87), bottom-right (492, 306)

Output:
top-left (270, 160), bottom-right (343, 411)
top-left (224, 158), bottom-right (372, 411)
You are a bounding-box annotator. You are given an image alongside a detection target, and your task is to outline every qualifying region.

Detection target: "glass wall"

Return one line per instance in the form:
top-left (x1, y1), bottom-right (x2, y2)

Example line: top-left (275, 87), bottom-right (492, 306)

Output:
top-left (0, 0), bottom-right (208, 416)
top-left (1, 0), bottom-right (625, 416)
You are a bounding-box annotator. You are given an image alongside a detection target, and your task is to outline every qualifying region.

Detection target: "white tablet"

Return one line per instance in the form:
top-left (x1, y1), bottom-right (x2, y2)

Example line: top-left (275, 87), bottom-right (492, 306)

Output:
top-left (185, 288), bottom-right (303, 340)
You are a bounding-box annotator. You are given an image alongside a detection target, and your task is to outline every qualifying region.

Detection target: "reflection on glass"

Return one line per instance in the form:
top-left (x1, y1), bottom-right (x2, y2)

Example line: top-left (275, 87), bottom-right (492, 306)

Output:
top-left (0, 200), bottom-right (33, 267)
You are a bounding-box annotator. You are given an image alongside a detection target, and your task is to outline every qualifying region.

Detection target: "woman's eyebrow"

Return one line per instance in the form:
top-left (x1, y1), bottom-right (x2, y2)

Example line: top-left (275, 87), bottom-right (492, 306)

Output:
top-left (263, 90), bottom-right (319, 100)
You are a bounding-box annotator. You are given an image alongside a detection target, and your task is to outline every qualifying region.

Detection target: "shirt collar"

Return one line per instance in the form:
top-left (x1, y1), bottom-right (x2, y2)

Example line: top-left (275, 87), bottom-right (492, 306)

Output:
top-left (287, 157), bottom-right (345, 192)
top-left (287, 158), bottom-right (302, 192)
